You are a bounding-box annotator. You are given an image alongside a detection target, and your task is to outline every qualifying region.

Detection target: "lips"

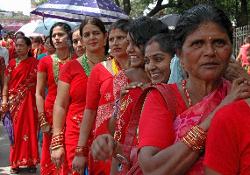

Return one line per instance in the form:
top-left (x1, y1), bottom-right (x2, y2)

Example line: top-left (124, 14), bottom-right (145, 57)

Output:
top-left (201, 62), bottom-right (220, 68)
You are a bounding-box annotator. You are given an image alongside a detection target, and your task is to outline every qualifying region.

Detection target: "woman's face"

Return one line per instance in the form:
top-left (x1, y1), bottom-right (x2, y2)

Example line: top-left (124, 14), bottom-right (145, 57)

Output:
top-left (44, 38), bottom-right (56, 54)
top-left (15, 38), bottom-right (30, 57)
top-left (179, 21), bottom-right (232, 82)
top-left (51, 26), bottom-right (70, 49)
top-left (109, 29), bottom-right (128, 59)
top-left (144, 41), bottom-right (172, 84)
top-left (126, 33), bottom-right (144, 68)
top-left (81, 23), bottom-right (106, 53)
top-left (72, 30), bottom-right (85, 57)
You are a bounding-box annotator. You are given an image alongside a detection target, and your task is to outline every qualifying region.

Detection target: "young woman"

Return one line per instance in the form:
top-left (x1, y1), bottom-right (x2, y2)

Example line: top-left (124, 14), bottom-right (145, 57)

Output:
top-left (90, 19), bottom-right (171, 175)
top-left (50, 17), bottom-right (107, 175)
top-left (137, 4), bottom-right (250, 175)
top-left (71, 19), bottom-right (131, 175)
top-left (1, 36), bottom-right (39, 174)
top-left (37, 36), bottom-right (56, 60)
top-left (36, 22), bottom-right (74, 175)
top-left (71, 27), bottom-right (85, 57)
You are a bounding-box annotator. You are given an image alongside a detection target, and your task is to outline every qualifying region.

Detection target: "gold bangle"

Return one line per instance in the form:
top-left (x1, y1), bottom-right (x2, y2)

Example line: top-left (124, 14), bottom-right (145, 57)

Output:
top-left (75, 145), bottom-right (89, 157)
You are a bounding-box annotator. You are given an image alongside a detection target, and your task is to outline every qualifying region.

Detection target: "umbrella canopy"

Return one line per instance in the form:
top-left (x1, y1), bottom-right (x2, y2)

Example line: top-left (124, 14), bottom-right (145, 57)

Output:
top-left (17, 21), bottom-right (44, 37)
top-left (17, 18), bottom-right (79, 36)
top-left (30, 0), bottom-right (129, 24)
top-left (160, 14), bottom-right (180, 30)
top-left (34, 18), bottom-right (80, 36)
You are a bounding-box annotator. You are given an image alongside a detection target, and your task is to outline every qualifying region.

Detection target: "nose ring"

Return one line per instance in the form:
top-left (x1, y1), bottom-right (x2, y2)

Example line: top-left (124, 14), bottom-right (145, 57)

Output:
top-left (214, 49), bottom-right (217, 54)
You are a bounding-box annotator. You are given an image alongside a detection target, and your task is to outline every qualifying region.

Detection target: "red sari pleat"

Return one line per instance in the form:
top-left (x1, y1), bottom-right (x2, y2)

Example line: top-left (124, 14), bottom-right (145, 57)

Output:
top-left (5, 57), bottom-right (39, 169)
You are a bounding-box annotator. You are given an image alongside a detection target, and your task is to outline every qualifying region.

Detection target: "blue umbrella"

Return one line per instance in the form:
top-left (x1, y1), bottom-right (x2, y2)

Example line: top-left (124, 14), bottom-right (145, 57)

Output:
top-left (34, 18), bottom-right (80, 36)
top-left (30, 0), bottom-right (128, 24)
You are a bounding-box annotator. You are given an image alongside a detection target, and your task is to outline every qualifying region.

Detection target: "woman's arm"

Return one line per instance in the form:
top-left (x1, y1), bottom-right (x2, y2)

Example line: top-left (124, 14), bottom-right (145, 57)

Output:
top-left (50, 80), bottom-right (70, 168)
top-left (139, 78), bottom-right (250, 175)
top-left (52, 80), bottom-right (70, 135)
top-left (205, 168), bottom-right (221, 175)
top-left (72, 109), bottom-right (97, 173)
top-left (35, 72), bottom-right (46, 113)
top-left (2, 75), bottom-right (9, 104)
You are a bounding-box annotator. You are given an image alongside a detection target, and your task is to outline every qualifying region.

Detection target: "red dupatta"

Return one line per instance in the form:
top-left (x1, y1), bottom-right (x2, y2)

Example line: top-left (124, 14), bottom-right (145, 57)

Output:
top-left (6, 57), bottom-right (38, 121)
top-left (173, 79), bottom-right (231, 175)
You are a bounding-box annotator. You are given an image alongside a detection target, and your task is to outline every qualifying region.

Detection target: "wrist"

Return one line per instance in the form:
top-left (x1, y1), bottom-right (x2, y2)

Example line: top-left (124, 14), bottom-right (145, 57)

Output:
top-left (75, 145), bottom-right (89, 157)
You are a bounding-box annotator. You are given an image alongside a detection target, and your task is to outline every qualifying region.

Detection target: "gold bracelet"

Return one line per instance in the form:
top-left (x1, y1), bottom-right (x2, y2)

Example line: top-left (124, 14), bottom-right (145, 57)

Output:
top-left (75, 145), bottom-right (89, 157)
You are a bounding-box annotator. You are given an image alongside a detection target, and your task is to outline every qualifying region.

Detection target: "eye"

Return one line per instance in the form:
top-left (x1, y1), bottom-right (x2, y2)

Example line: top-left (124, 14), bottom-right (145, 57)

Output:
top-left (109, 37), bottom-right (114, 42)
top-left (144, 57), bottom-right (150, 64)
top-left (93, 31), bottom-right (101, 35)
top-left (191, 40), bottom-right (203, 48)
top-left (154, 56), bottom-right (163, 62)
top-left (118, 36), bottom-right (125, 40)
top-left (83, 32), bottom-right (90, 38)
top-left (214, 39), bottom-right (226, 47)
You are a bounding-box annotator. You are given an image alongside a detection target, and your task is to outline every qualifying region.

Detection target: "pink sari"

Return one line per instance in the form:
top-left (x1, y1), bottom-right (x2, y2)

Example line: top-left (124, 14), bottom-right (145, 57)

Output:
top-left (173, 79), bottom-right (231, 174)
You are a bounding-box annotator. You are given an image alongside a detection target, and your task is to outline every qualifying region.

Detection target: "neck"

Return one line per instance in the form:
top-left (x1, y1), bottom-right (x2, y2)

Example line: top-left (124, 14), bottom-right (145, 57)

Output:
top-left (116, 55), bottom-right (129, 70)
top-left (56, 48), bottom-right (71, 60)
top-left (19, 55), bottom-right (28, 60)
top-left (86, 50), bottom-right (105, 63)
top-left (187, 77), bottom-right (221, 104)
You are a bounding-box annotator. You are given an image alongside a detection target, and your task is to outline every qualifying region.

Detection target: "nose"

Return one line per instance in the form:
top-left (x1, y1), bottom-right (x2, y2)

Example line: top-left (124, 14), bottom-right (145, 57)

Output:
top-left (77, 40), bottom-right (83, 47)
top-left (126, 43), bottom-right (133, 54)
top-left (147, 60), bottom-right (156, 71)
top-left (204, 43), bottom-right (216, 56)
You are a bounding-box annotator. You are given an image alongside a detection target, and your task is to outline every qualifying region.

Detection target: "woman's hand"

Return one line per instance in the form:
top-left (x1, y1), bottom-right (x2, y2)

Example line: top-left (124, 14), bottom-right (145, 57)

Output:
top-left (91, 134), bottom-right (117, 160)
top-left (51, 147), bottom-right (65, 169)
top-left (120, 82), bottom-right (144, 98)
top-left (72, 155), bottom-right (88, 174)
top-left (222, 77), bottom-right (250, 105)
top-left (224, 60), bottom-right (249, 82)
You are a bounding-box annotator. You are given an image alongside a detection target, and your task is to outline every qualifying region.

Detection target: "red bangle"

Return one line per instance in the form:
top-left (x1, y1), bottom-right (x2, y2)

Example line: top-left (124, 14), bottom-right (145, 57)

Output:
top-left (75, 145), bottom-right (89, 157)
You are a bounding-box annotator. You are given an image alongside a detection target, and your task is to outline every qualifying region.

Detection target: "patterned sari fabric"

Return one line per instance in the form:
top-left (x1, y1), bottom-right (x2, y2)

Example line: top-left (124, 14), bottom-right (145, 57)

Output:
top-left (86, 59), bottom-right (126, 175)
top-left (5, 57), bottom-right (39, 169)
top-left (139, 79), bottom-right (230, 174)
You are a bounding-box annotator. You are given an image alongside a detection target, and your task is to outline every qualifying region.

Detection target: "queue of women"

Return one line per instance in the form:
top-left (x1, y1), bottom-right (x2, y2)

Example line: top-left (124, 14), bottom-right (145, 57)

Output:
top-left (0, 4), bottom-right (250, 175)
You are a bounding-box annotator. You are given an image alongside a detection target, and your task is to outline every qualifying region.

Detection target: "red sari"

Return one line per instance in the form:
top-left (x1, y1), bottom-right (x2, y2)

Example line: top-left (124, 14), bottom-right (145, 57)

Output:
top-left (86, 60), bottom-right (116, 174)
top-left (5, 57), bottom-right (39, 169)
top-left (38, 55), bottom-right (75, 175)
top-left (139, 80), bottom-right (230, 175)
top-left (59, 59), bottom-right (88, 175)
top-left (204, 100), bottom-right (250, 174)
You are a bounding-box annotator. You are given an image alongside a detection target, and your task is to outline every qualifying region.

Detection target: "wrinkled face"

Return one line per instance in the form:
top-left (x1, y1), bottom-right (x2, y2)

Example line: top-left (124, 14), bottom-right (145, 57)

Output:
top-left (109, 29), bottom-right (128, 59)
top-left (15, 38), bottom-right (30, 57)
top-left (81, 23), bottom-right (106, 53)
top-left (179, 21), bottom-right (232, 82)
top-left (72, 30), bottom-right (85, 57)
top-left (51, 26), bottom-right (70, 49)
top-left (126, 33), bottom-right (144, 68)
top-left (144, 41), bottom-right (172, 84)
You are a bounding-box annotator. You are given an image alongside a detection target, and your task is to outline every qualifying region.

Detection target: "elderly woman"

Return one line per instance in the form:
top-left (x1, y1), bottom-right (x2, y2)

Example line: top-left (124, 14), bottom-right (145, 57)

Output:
top-left (138, 4), bottom-right (250, 175)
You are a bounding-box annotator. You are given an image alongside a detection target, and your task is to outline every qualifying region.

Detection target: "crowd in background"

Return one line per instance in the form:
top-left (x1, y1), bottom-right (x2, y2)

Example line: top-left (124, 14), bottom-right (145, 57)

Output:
top-left (0, 3), bottom-right (250, 175)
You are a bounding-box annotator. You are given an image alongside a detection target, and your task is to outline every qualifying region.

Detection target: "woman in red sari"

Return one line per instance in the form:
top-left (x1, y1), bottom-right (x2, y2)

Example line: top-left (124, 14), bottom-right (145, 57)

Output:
top-left (71, 19), bottom-right (131, 175)
top-left (1, 36), bottom-right (39, 174)
top-left (50, 17), bottom-right (107, 175)
top-left (36, 22), bottom-right (74, 175)
top-left (137, 5), bottom-right (250, 175)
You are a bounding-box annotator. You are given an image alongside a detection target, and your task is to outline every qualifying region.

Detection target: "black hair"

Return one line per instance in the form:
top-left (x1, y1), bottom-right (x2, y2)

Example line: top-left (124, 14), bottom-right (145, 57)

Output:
top-left (15, 31), bottom-right (25, 37)
top-left (49, 22), bottom-right (72, 47)
top-left (15, 36), bottom-right (33, 57)
top-left (175, 4), bottom-right (233, 50)
top-left (108, 19), bottom-right (131, 33)
top-left (79, 17), bottom-right (106, 37)
top-left (146, 33), bottom-right (175, 58)
top-left (129, 16), bottom-right (169, 51)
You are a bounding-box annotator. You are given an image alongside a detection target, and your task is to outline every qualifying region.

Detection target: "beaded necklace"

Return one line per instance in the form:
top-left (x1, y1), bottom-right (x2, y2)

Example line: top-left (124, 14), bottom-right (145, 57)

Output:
top-left (79, 54), bottom-right (91, 76)
top-left (15, 57), bottom-right (27, 68)
top-left (52, 53), bottom-right (71, 84)
top-left (182, 79), bottom-right (192, 107)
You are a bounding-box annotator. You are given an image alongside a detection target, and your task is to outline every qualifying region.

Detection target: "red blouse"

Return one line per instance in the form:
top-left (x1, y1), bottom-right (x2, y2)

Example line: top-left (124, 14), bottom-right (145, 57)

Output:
top-left (204, 100), bottom-right (250, 174)
top-left (138, 84), bottom-right (187, 149)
